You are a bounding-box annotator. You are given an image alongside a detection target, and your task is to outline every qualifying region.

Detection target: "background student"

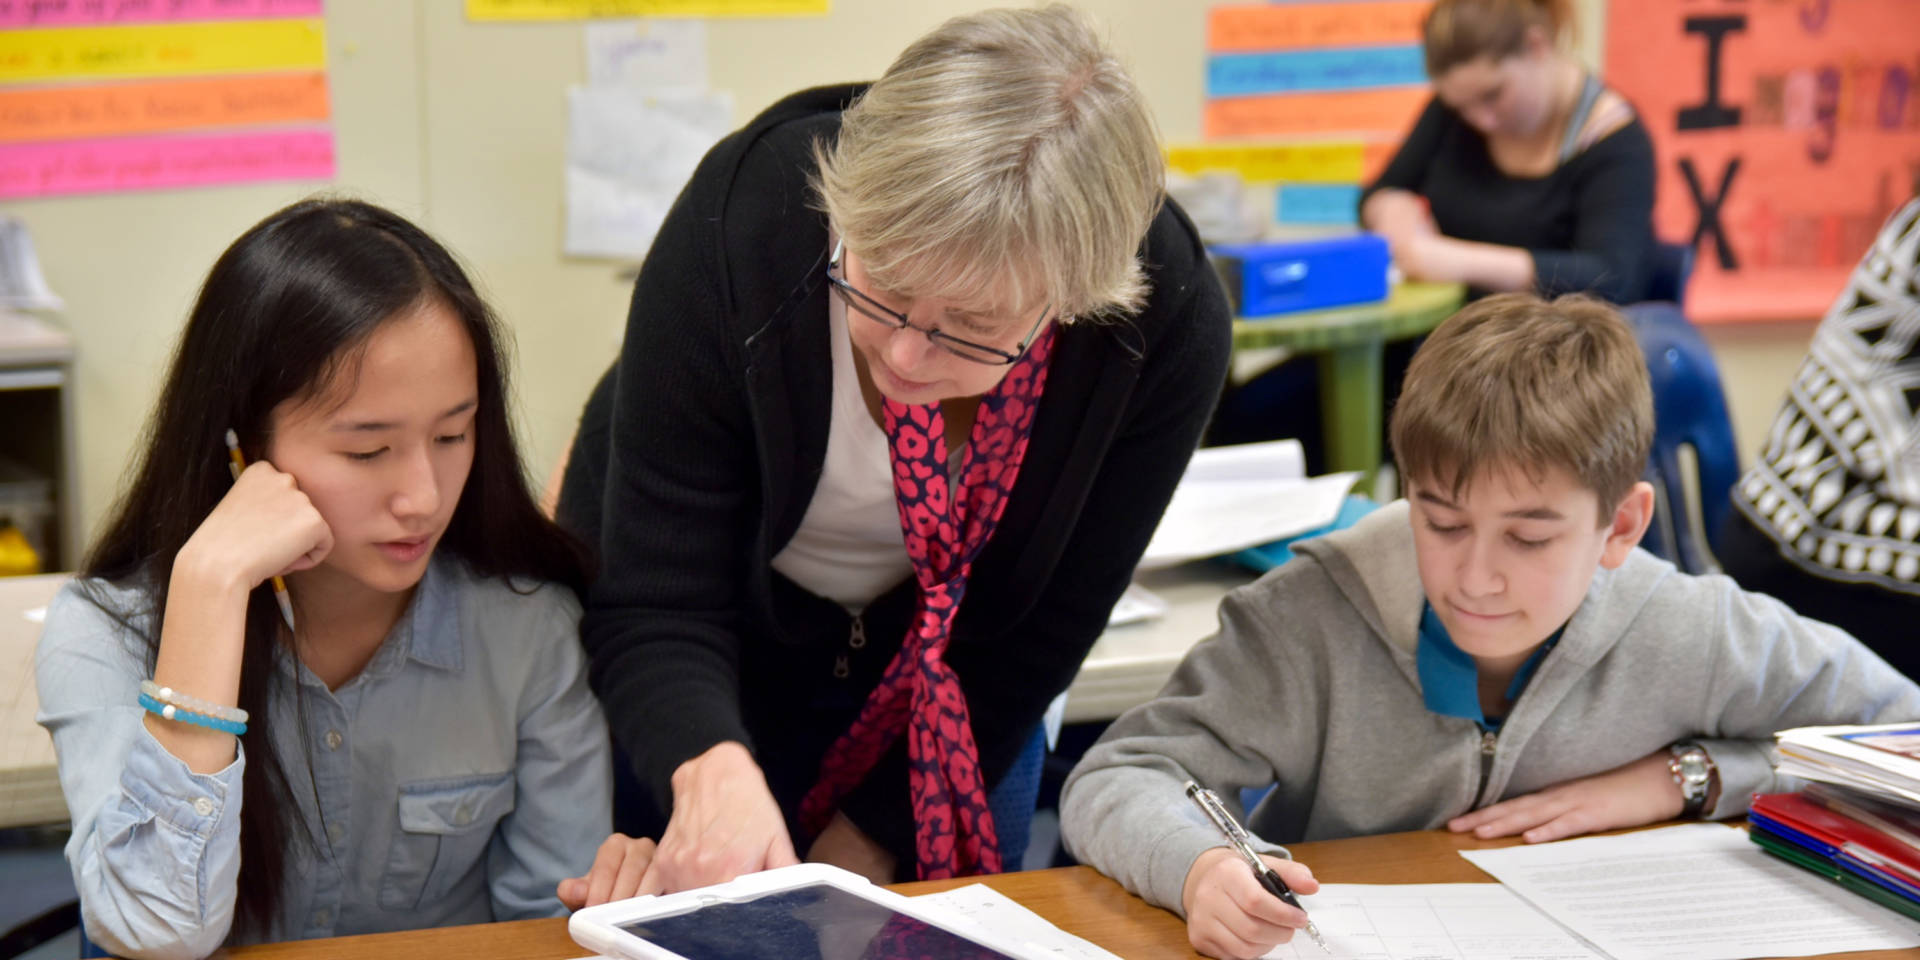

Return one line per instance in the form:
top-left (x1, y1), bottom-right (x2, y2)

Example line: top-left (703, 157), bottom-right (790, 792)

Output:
top-left (558, 5), bottom-right (1232, 889)
top-left (1061, 293), bottom-right (1920, 960)
top-left (1719, 197), bottom-right (1920, 677)
top-left (1211, 0), bottom-right (1657, 468)
top-left (1361, 0), bottom-right (1654, 302)
top-left (34, 199), bottom-right (648, 959)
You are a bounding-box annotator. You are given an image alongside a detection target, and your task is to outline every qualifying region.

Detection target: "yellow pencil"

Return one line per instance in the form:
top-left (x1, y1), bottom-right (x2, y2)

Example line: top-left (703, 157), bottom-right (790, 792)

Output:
top-left (224, 428), bottom-right (298, 633)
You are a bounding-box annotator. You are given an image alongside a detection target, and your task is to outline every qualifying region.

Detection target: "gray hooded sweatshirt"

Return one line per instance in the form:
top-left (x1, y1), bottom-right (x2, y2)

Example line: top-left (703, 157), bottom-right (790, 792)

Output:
top-left (1060, 500), bottom-right (1920, 915)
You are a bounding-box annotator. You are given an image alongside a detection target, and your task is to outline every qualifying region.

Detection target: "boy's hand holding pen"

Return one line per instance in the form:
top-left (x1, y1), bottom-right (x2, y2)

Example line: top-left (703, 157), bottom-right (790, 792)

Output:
top-left (1182, 781), bottom-right (1326, 959)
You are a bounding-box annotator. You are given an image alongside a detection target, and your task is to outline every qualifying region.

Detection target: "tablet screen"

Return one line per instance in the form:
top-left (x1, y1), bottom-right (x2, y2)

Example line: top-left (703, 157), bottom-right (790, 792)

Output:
top-left (616, 883), bottom-right (1020, 960)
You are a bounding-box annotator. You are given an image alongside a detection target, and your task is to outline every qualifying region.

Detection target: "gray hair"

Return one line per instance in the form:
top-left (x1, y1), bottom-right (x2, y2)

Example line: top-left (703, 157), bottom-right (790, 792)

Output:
top-left (811, 4), bottom-right (1164, 321)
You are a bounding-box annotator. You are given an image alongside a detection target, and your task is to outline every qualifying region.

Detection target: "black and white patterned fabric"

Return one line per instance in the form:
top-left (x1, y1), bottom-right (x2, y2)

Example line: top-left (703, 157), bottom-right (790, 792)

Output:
top-left (1734, 200), bottom-right (1920, 593)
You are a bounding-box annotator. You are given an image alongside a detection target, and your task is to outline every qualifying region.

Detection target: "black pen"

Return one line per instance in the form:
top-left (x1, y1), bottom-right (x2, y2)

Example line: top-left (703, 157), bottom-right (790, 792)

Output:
top-left (1185, 780), bottom-right (1327, 951)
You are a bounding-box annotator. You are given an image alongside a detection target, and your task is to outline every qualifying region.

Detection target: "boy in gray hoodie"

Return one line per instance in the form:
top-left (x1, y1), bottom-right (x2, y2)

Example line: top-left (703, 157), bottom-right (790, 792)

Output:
top-left (1060, 293), bottom-right (1920, 960)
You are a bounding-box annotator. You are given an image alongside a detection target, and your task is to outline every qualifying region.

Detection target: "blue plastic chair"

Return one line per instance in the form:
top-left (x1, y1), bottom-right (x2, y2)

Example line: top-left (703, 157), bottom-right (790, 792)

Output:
top-left (1625, 300), bottom-right (1738, 574)
top-left (985, 725), bottom-right (1047, 871)
top-left (1645, 242), bottom-right (1693, 307)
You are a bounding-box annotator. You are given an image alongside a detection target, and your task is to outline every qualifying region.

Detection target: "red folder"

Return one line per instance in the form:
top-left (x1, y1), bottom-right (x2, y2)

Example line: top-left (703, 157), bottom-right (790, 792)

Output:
top-left (1752, 791), bottom-right (1920, 887)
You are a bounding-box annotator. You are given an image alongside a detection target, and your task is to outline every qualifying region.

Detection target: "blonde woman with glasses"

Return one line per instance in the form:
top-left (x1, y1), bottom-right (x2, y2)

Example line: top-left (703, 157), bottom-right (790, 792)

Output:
top-left (555, 5), bottom-right (1232, 898)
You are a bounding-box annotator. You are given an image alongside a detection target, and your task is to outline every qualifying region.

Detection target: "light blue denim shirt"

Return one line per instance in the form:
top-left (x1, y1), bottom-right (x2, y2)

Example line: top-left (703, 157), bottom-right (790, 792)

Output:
top-left (34, 555), bottom-right (612, 960)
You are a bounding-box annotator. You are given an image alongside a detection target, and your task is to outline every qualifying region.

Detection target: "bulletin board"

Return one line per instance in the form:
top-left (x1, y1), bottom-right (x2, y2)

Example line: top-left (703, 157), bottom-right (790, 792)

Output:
top-left (0, 0), bottom-right (334, 200)
top-left (1189, 1), bottom-right (1431, 226)
top-left (1605, 0), bottom-right (1920, 322)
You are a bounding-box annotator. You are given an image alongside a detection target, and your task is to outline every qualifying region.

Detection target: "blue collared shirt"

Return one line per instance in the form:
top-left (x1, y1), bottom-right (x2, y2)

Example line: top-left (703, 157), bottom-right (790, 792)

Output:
top-left (35, 556), bottom-right (611, 960)
top-left (1416, 603), bottom-right (1561, 731)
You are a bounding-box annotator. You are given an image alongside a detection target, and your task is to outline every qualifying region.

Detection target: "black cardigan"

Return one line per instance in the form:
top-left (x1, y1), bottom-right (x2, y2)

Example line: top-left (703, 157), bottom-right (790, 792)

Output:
top-left (566, 83), bottom-right (1232, 870)
top-left (1361, 95), bottom-right (1657, 303)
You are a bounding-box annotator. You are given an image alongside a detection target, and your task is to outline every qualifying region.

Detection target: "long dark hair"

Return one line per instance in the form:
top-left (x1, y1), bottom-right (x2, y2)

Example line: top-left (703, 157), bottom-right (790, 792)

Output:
top-left (77, 197), bottom-right (590, 938)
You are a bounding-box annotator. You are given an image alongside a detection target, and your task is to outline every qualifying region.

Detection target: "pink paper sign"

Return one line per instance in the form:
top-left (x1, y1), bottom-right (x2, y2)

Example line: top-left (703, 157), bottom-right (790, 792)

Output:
top-left (0, 0), bottom-right (323, 28)
top-left (0, 129), bottom-right (334, 199)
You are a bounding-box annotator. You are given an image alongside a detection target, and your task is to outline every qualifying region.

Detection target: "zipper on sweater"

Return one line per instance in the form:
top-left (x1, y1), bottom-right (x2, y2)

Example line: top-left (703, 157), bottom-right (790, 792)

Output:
top-left (834, 613), bottom-right (865, 679)
top-left (1476, 728), bottom-right (1499, 801)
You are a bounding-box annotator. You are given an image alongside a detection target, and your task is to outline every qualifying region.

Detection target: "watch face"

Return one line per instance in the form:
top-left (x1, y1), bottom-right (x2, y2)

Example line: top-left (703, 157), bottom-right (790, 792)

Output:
top-left (1671, 749), bottom-right (1710, 792)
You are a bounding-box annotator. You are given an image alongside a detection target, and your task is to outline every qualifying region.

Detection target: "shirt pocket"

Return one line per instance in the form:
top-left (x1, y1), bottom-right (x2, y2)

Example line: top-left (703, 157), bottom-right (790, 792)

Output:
top-left (378, 772), bottom-right (516, 911)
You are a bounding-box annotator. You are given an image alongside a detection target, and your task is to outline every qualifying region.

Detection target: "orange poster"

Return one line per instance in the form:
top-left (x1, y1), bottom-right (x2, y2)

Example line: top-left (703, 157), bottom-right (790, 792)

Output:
top-left (1204, 86), bottom-right (1428, 139)
top-left (1606, 0), bottom-right (1920, 322)
top-left (0, 73), bottom-right (329, 143)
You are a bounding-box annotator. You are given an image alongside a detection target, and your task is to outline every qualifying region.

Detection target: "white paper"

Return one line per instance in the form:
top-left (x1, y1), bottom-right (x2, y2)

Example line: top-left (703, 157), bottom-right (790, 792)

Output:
top-left (0, 218), bottom-right (64, 311)
top-left (1775, 722), bottom-right (1920, 804)
top-left (914, 883), bottom-right (1122, 960)
top-left (565, 86), bottom-right (734, 260)
top-left (1106, 581), bottom-right (1168, 627)
top-left (1138, 470), bottom-right (1359, 569)
top-left (585, 20), bottom-right (708, 91)
top-left (1182, 439), bottom-right (1307, 484)
top-left (24, 605), bottom-right (44, 623)
top-left (1264, 883), bottom-right (1604, 959)
top-left (1460, 823), bottom-right (1920, 960)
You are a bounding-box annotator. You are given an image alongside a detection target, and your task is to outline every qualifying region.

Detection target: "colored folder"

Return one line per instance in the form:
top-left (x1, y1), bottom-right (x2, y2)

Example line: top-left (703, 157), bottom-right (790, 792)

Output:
top-left (1749, 791), bottom-right (1920, 921)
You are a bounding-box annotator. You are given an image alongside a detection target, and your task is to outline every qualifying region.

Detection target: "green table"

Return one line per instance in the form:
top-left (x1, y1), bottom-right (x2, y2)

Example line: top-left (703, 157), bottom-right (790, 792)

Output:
top-left (1230, 281), bottom-right (1466, 481)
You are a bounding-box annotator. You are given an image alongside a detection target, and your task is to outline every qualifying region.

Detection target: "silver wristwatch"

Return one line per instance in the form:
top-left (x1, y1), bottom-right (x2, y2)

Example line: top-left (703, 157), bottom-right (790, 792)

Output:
top-left (1668, 741), bottom-right (1716, 818)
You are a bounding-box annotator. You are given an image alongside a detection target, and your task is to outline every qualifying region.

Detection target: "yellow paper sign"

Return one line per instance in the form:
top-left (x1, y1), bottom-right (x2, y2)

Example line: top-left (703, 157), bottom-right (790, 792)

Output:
top-left (1167, 142), bottom-right (1365, 183)
top-left (0, 19), bottom-right (326, 83)
top-left (466, 0), bottom-right (827, 19)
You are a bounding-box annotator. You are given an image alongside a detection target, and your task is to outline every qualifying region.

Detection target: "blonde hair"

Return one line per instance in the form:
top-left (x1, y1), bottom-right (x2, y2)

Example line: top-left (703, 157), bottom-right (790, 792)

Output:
top-left (1391, 293), bottom-right (1652, 521)
top-left (1423, 0), bottom-right (1575, 76)
top-left (811, 4), bottom-right (1163, 320)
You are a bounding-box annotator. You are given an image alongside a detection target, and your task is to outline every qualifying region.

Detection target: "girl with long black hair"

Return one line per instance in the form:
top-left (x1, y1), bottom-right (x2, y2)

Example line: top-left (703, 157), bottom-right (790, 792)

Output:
top-left (35, 198), bottom-right (650, 959)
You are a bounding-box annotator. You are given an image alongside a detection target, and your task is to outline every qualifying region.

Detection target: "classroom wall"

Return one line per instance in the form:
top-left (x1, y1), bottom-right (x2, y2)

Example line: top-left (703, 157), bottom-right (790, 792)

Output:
top-left (7, 0), bottom-right (1812, 559)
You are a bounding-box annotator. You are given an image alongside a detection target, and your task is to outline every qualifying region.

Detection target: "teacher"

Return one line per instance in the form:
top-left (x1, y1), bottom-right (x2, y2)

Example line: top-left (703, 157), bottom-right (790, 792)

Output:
top-left (559, 4), bottom-right (1231, 892)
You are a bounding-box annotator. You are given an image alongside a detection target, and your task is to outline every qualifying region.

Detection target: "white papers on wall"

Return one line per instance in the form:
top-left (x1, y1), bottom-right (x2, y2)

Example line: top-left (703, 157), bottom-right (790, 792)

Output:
top-left (565, 86), bottom-right (733, 260)
top-left (585, 20), bottom-right (708, 91)
top-left (566, 19), bottom-right (731, 260)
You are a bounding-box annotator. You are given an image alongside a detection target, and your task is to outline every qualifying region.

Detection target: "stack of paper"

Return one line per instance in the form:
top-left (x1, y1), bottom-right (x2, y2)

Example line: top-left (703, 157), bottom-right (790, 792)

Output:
top-left (1775, 722), bottom-right (1920, 806)
top-left (1461, 823), bottom-right (1920, 960)
top-left (1138, 439), bottom-right (1359, 569)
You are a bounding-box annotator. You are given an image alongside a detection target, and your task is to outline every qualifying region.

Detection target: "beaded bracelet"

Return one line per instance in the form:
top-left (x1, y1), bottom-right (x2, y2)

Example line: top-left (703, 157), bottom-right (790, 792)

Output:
top-left (138, 692), bottom-right (247, 736)
top-left (140, 680), bottom-right (248, 724)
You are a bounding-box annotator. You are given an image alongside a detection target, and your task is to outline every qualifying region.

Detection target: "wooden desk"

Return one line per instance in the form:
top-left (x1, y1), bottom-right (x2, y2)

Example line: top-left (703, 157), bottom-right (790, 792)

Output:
top-left (214, 827), bottom-right (1920, 960)
top-left (1231, 281), bottom-right (1464, 481)
top-left (0, 571), bottom-right (67, 829)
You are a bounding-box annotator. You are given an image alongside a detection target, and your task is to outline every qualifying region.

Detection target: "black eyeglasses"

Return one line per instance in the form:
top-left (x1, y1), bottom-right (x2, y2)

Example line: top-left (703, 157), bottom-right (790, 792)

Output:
top-left (826, 240), bottom-right (1051, 366)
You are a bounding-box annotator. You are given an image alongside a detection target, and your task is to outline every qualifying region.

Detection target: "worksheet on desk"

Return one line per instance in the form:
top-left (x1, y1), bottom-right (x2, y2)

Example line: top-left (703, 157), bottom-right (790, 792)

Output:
top-left (1262, 883), bottom-right (1605, 959)
top-left (1460, 823), bottom-right (1920, 960)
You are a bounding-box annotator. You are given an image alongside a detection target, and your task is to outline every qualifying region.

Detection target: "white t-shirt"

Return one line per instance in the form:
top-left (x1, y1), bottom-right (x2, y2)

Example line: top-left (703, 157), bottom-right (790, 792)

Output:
top-left (770, 291), bottom-right (915, 610)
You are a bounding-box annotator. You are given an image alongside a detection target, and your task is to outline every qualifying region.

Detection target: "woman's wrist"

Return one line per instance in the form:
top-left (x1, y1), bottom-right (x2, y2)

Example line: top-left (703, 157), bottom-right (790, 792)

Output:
top-left (671, 740), bottom-right (759, 796)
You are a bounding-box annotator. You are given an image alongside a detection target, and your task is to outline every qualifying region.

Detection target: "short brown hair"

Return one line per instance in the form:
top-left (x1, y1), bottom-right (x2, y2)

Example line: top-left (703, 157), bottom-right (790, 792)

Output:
top-left (1391, 293), bottom-right (1652, 521)
top-left (1423, 0), bottom-right (1574, 76)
